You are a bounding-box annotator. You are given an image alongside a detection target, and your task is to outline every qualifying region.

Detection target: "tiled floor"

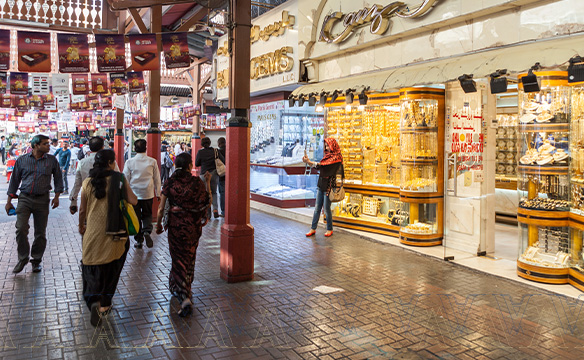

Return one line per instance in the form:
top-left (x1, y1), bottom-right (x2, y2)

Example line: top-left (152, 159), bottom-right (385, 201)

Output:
top-left (0, 177), bottom-right (583, 359)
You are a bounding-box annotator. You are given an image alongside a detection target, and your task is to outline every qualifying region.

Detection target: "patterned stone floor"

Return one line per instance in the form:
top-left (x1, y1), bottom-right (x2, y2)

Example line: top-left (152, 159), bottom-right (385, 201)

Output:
top-left (0, 176), bottom-right (582, 359)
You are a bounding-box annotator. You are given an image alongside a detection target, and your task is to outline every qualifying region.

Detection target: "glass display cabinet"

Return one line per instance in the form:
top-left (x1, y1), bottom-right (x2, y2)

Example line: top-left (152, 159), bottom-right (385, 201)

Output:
top-left (398, 88), bottom-right (445, 246)
top-left (516, 71), bottom-right (572, 283)
top-left (250, 165), bottom-right (318, 208)
top-left (326, 93), bottom-right (403, 236)
top-left (495, 114), bottom-right (519, 188)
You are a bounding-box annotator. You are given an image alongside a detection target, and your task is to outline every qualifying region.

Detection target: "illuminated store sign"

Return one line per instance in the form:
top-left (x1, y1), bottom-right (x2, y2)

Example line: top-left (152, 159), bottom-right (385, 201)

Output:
top-left (319, 0), bottom-right (437, 43)
top-left (250, 11), bottom-right (295, 44)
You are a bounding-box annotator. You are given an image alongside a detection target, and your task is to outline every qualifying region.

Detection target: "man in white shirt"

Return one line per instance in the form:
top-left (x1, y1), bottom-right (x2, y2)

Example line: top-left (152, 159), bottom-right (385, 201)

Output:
top-left (0, 135), bottom-right (7, 164)
top-left (69, 137), bottom-right (119, 214)
top-left (123, 139), bottom-right (161, 249)
top-left (49, 139), bottom-right (59, 155)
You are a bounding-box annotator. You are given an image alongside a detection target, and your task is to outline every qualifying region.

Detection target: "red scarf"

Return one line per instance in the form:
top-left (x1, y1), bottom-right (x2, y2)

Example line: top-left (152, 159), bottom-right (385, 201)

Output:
top-left (320, 138), bottom-right (343, 166)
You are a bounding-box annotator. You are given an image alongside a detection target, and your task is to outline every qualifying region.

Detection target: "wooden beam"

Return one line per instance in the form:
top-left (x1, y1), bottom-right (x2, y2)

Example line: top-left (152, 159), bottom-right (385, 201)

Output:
top-left (175, 57), bottom-right (209, 76)
top-left (176, 7), bottom-right (206, 33)
top-left (125, 8), bottom-right (148, 33)
top-left (198, 71), bottom-right (211, 92)
top-left (108, 0), bottom-right (194, 10)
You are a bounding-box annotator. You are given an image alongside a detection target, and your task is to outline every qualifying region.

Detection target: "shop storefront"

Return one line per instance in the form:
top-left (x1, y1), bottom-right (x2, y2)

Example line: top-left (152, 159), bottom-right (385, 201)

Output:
top-left (214, 0), bottom-right (320, 208)
top-left (290, 0), bottom-right (584, 290)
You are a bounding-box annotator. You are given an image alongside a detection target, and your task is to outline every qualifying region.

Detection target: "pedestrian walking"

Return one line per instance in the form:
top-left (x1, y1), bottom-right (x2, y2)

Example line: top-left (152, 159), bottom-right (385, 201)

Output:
top-left (217, 137), bottom-right (226, 217)
top-left (49, 139), bottom-right (59, 155)
top-left (0, 135), bottom-right (7, 165)
top-left (155, 153), bottom-right (211, 317)
top-left (303, 138), bottom-right (344, 238)
top-left (6, 142), bottom-right (18, 183)
top-left (5, 135), bottom-right (64, 273)
top-left (78, 149), bottom-right (137, 326)
top-left (54, 141), bottom-right (71, 194)
top-left (123, 139), bottom-right (161, 249)
top-left (195, 137), bottom-right (224, 219)
top-left (161, 145), bottom-right (173, 184)
top-left (69, 137), bottom-right (119, 215)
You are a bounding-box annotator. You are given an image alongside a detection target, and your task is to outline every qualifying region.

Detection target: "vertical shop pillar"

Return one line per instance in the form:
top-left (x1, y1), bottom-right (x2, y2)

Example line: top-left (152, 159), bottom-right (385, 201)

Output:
top-left (114, 108), bottom-right (124, 170)
top-left (147, 125), bottom-right (161, 218)
top-left (220, 0), bottom-right (254, 283)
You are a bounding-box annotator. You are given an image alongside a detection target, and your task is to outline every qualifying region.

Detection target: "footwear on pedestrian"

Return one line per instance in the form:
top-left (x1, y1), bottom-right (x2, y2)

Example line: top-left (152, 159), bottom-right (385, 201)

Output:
top-left (178, 298), bottom-right (192, 317)
top-left (324, 230), bottom-right (333, 237)
top-left (12, 258), bottom-right (29, 273)
top-left (31, 263), bottom-right (42, 273)
top-left (213, 210), bottom-right (220, 218)
top-left (90, 302), bottom-right (100, 327)
top-left (145, 233), bottom-right (153, 248)
top-left (306, 229), bottom-right (316, 237)
top-left (134, 243), bottom-right (143, 249)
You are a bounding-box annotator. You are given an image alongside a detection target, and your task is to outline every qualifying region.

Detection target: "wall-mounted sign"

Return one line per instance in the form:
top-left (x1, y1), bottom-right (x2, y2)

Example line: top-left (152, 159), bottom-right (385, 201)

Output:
top-left (319, 0), bottom-right (437, 44)
top-left (250, 46), bottom-right (293, 80)
top-left (250, 11), bottom-right (295, 44)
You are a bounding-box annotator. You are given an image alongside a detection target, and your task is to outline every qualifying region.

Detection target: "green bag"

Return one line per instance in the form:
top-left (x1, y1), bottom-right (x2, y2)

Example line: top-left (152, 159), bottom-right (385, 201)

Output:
top-left (120, 175), bottom-right (139, 236)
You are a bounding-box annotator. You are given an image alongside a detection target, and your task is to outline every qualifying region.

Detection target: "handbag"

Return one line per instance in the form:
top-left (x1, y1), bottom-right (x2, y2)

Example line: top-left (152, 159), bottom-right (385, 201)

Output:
top-left (214, 148), bottom-right (226, 176)
top-left (119, 176), bottom-right (140, 236)
top-left (329, 185), bottom-right (345, 203)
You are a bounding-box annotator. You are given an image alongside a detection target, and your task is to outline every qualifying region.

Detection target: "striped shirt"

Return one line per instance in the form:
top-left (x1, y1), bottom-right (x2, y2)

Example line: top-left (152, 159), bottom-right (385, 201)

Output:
top-left (7, 152), bottom-right (64, 198)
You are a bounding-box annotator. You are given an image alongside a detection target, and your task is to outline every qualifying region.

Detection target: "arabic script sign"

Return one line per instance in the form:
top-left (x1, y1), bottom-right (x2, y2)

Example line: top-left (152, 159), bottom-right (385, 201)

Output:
top-left (319, 0), bottom-right (437, 43)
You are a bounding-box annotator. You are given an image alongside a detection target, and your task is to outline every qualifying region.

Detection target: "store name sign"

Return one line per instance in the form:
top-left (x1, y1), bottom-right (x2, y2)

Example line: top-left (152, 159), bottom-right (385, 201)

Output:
top-left (319, 0), bottom-right (437, 44)
top-left (250, 46), bottom-right (294, 80)
top-left (250, 11), bottom-right (295, 44)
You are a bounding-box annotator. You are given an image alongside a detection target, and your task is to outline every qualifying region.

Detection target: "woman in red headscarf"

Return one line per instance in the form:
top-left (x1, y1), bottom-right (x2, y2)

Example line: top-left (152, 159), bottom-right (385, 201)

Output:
top-left (302, 137), bottom-right (344, 237)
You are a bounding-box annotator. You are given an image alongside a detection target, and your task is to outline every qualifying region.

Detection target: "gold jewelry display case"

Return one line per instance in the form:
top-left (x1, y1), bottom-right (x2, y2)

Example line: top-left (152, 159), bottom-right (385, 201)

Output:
top-left (516, 71), bottom-right (573, 284)
top-left (327, 93), bottom-right (404, 237)
top-left (569, 81), bottom-right (584, 290)
top-left (398, 88), bottom-right (445, 246)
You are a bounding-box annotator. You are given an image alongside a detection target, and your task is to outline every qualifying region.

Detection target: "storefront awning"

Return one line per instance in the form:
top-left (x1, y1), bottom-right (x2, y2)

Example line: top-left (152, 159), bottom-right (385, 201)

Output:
top-left (292, 33), bottom-right (584, 96)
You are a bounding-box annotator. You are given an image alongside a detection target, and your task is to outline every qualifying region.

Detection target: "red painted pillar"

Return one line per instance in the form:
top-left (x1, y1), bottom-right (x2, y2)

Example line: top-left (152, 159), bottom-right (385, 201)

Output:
top-left (114, 129), bottom-right (124, 171)
top-left (220, 111), bottom-right (254, 283)
top-left (146, 125), bottom-right (162, 218)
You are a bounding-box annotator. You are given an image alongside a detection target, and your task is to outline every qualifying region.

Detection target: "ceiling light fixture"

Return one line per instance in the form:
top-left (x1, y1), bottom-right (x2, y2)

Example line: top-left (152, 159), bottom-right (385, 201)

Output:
top-left (458, 74), bottom-right (477, 93)
top-left (569, 56), bottom-right (584, 83)
top-left (522, 63), bottom-right (541, 93)
top-left (489, 69), bottom-right (508, 94)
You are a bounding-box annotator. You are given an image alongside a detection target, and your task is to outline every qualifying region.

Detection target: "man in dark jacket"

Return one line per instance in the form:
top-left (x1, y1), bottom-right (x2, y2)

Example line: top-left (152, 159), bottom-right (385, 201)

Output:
top-left (195, 137), bottom-right (224, 218)
top-left (54, 141), bottom-right (71, 194)
top-left (217, 137), bottom-right (226, 217)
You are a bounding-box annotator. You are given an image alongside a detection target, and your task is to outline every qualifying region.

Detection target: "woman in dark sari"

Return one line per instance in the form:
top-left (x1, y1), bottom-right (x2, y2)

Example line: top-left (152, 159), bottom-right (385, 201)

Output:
top-left (156, 152), bottom-right (211, 317)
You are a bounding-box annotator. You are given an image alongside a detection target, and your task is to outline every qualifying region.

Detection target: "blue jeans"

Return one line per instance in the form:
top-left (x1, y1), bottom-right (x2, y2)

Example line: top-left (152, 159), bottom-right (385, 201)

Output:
top-left (311, 188), bottom-right (333, 231)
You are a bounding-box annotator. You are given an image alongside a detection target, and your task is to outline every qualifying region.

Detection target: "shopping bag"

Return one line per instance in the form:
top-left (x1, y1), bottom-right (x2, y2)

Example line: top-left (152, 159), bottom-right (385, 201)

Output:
top-left (120, 199), bottom-right (140, 236)
top-left (214, 148), bottom-right (226, 176)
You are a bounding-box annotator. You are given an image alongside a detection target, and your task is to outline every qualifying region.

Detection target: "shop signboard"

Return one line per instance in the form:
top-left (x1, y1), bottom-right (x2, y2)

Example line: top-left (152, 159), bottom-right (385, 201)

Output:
top-left (215, 1), bottom-right (299, 100)
top-left (72, 74), bottom-right (89, 95)
top-left (110, 72), bottom-right (128, 94)
top-left (0, 30), bottom-right (10, 70)
top-left (17, 31), bottom-right (51, 73)
top-left (0, 72), bottom-right (6, 94)
top-left (91, 74), bottom-right (109, 94)
top-left (95, 34), bottom-right (126, 73)
top-left (129, 34), bottom-right (159, 71)
top-left (57, 33), bottom-right (90, 73)
top-left (127, 71), bottom-right (145, 93)
top-left (162, 33), bottom-right (190, 69)
top-left (10, 72), bottom-right (28, 95)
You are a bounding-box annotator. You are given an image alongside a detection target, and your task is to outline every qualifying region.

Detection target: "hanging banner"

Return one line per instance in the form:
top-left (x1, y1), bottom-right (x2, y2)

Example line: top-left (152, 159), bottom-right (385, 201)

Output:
top-left (44, 93), bottom-right (56, 110)
top-left (0, 29), bottom-right (10, 71)
top-left (56, 94), bottom-right (70, 110)
top-left (18, 31), bottom-right (51, 72)
top-left (100, 95), bottom-right (113, 110)
top-left (110, 73), bottom-right (127, 94)
top-left (96, 34), bottom-right (126, 73)
top-left (52, 74), bottom-right (70, 96)
top-left (31, 73), bottom-right (50, 95)
top-left (0, 94), bottom-right (11, 108)
top-left (57, 33), bottom-right (90, 73)
top-left (48, 120), bottom-right (58, 131)
top-left (72, 74), bottom-right (89, 95)
top-left (129, 34), bottom-right (159, 71)
top-left (15, 95), bottom-right (29, 111)
top-left (91, 74), bottom-right (108, 94)
top-left (10, 72), bottom-right (29, 95)
top-left (162, 32), bottom-right (190, 69)
top-left (127, 71), bottom-right (145, 93)
top-left (0, 72), bottom-right (6, 94)
top-left (114, 94), bottom-right (126, 109)
top-left (39, 110), bottom-right (49, 120)
top-left (30, 94), bottom-right (43, 109)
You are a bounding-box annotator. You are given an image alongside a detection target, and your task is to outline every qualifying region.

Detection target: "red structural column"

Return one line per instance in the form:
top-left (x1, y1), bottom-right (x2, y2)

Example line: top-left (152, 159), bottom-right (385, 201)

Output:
top-left (191, 133), bottom-right (202, 176)
top-left (220, 0), bottom-right (254, 283)
top-left (114, 110), bottom-right (125, 171)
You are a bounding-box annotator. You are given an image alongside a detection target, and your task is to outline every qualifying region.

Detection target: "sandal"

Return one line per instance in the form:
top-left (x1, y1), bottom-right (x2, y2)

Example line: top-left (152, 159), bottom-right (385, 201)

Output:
top-left (90, 302), bottom-right (100, 327)
top-left (306, 229), bottom-right (316, 237)
top-left (99, 306), bottom-right (113, 316)
top-left (178, 298), bottom-right (192, 317)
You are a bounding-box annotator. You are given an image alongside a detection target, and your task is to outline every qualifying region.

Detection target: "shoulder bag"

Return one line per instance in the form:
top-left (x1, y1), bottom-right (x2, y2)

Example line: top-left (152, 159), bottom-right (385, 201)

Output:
top-left (214, 148), bottom-right (226, 176)
top-left (328, 164), bottom-right (345, 203)
top-left (120, 175), bottom-right (140, 235)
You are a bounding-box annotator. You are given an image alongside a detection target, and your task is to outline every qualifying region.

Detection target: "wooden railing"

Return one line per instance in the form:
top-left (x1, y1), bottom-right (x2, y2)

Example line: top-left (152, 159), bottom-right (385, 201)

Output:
top-left (0, 0), bottom-right (103, 29)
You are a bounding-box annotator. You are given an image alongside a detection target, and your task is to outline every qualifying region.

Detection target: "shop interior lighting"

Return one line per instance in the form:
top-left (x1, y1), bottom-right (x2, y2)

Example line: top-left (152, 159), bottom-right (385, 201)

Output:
top-left (458, 74), bottom-right (477, 93)
top-left (315, 104), bottom-right (324, 112)
top-left (345, 89), bottom-right (355, 104)
top-left (288, 95), bottom-right (296, 107)
top-left (569, 55), bottom-right (584, 83)
top-left (308, 93), bottom-right (317, 107)
top-left (358, 88), bottom-right (369, 105)
top-left (522, 63), bottom-right (541, 93)
top-left (345, 104), bottom-right (352, 111)
top-left (489, 69), bottom-right (508, 94)
top-left (330, 90), bottom-right (340, 103)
